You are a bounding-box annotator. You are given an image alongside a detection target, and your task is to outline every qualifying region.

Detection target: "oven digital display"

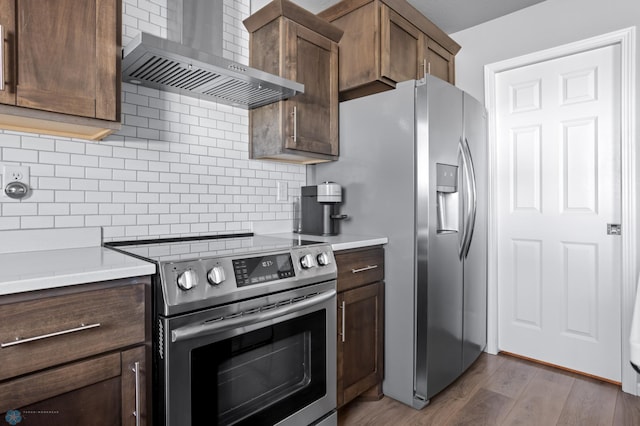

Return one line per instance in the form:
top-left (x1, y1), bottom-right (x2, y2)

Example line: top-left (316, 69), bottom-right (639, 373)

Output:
top-left (233, 254), bottom-right (295, 287)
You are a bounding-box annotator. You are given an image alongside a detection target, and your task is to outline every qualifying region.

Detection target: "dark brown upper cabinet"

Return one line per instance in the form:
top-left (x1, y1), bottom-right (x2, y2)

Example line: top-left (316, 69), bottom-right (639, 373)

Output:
top-left (244, 0), bottom-right (343, 164)
top-left (0, 0), bottom-right (121, 140)
top-left (319, 0), bottom-right (460, 101)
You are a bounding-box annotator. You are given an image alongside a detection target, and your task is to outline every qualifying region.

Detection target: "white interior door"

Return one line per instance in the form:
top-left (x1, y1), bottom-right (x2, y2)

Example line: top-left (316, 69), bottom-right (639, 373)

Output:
top-left (496, 44), bottom-right (621, 381)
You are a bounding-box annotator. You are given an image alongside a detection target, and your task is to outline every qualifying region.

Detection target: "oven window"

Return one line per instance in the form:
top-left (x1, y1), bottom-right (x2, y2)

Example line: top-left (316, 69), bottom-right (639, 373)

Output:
top-left (191, 310), bottom-right (327, 426)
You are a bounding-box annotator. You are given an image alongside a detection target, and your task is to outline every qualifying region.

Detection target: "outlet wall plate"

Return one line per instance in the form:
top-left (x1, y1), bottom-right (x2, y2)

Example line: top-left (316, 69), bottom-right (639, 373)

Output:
top-left (277, 181), bottom-right (288, 202)
top-left (2, 165), bottom-right (30, 199)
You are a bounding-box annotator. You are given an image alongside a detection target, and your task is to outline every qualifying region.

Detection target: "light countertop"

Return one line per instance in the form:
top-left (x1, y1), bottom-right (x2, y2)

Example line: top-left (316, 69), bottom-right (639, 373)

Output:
top-left (0, 228), bottom-right (384, 296)
top-left (264, 232), bottom-right (388, 251)
top-left (0, 228), bottom-right (156, 296)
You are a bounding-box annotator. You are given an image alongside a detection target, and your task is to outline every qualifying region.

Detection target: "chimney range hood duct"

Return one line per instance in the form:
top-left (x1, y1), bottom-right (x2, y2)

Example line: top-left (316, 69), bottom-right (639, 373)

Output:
top-left (122, 0), bottom-right (303, 109)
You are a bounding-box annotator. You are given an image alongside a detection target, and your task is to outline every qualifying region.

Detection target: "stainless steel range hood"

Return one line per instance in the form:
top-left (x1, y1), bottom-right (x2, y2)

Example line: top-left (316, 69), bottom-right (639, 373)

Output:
top-left (122, 0), bottom-right (303, 109)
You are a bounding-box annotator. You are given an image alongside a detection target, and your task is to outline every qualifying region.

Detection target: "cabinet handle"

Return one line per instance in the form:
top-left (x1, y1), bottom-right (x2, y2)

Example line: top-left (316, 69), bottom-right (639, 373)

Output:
top-left (0, 323), bottom-right (101, 348)
top-left (291, 106), bottom-right (297, 143)
top-left (0, 24), bottom-right (4, 91)
top-left (131, 361), bottom-right (141, 426)
top-left (351, 264), bottom-right (378, 274)
top-left (340, 300), bottom-right (346, 343)
top-left (422, 59), bottom-right (431, 79)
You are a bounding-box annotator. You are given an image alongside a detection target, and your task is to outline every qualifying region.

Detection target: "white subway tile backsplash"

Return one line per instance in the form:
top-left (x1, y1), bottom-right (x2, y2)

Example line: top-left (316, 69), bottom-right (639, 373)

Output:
top-left (71, 179), bottom-right (99, 191)
top-left (99, 157), bottom-right (125, 169)
top-left (113, 192), bottom-right (137, 203)
top-left (22, 136), bottom-right (55, 152)
top-left (100, 180), bottom-right (125, 192)
top-left (86, 215), bottom-right (112, 227)
top-left (4, 203), bottom-right (38, 216)
top-left (55, 191), bottom-right (85, 203)
top-left (0, 0), bottom-right (304, 242)
top-left (56, 140), bottom-right (86, 154)
top-left (39, 203), bottom-right (70, 215)
top-left (55, 165), bottom-right (85, 179)
top-left (39, 177), bottom-right (70, 190)
top-left (86, 192), bottom-right (112, 203)
top-left (71, 203), bottom-right (98, 215)
top-left (70, 154), bottom-right (99, 168)
top-left (4, 148), bottom-right (38, 163)
top-left (25, 190), bottom-right (55, 203)
top-left (0, 134), bottom-right (21, 148)
top-left (55, 215), bottom-right (85, 228)
top-left (21, 216), bottom-right (54, 229)
top-left (0, 217), bottom-right (20, 230)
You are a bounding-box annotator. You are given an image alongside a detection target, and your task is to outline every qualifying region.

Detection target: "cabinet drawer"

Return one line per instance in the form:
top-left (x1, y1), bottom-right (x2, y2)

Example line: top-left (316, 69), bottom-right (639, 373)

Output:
top-left (0, 284), bottom-right (145, 381)
top-left (336, 247), bottom-right (384, 292)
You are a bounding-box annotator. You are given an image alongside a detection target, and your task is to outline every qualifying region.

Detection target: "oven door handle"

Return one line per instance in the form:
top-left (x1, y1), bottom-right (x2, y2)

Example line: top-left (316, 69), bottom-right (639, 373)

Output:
top-left (171, 288), bottom-right (337, 343)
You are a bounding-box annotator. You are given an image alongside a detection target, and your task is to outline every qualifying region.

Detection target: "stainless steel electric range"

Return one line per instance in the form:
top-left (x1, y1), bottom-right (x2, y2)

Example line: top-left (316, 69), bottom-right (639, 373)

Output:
top-left (107, 234), bottom-right (338, 426)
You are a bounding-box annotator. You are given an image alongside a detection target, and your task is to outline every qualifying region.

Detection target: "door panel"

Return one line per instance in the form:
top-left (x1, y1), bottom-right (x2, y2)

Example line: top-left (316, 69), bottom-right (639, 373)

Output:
top-left (337, 282), bottom-right (384, 407)
top-left (17, 0), bottom-right (97, 117)
top-left (426, 38), bottom-right (454, 84)
top-left (496, 45), bottom-right (621, 381)
top-left (380, 5), bottom-right (421, 84)
top-left (284, 22), bottom-right (338, 156)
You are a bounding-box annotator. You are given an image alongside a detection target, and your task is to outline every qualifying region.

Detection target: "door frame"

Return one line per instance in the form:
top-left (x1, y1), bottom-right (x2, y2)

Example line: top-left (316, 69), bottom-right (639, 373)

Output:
top-left (484, 27), bottom-right (637, 394)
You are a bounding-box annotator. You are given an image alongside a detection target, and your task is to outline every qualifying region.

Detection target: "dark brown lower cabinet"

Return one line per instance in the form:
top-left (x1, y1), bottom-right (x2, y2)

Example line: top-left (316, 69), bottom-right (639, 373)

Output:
top-left (0, 346), bottom-right (145, 425)
top-left (121, 346), bottom-right (147, 426)
top-left (337, 281), bottom-right (385, 408)
top-left (12, 376), bottom-right (121, 426)
top-left (0, 278), bottom-right (149, 426)
top-left (335, 246), bottom-right (385, 409)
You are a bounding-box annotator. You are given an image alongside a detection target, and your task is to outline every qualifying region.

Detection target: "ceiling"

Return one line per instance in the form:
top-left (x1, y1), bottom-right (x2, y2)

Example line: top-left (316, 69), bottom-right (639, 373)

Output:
top-left (251, 0), bottom-right (546, 34)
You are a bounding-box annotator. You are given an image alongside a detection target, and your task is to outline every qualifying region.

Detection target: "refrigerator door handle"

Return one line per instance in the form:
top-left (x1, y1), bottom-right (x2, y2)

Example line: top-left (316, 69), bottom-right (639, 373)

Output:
top-left (458, 138), bottom-right (471, 260)
top-left (460, 137), bottom-right (477, 259)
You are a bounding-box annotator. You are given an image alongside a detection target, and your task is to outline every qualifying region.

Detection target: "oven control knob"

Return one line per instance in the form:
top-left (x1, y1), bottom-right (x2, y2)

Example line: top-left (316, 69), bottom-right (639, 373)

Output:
top-left (317, 252), bottom-right (332, 266)
top-left (207, 266), bottom-right (226, 285)
top-left (300, 253), bottom-right (317, 269)
top-left (177, 269), bottom-right (198, 291)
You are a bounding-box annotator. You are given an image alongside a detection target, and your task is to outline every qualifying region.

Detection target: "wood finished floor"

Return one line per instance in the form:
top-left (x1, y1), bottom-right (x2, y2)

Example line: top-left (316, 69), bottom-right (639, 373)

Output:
top-left (338, 353), bottom-right (640, 425)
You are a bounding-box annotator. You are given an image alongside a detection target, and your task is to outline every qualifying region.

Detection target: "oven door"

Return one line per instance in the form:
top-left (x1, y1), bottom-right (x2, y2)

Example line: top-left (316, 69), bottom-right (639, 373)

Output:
top-left (161, 281), bottom-right (337, 426)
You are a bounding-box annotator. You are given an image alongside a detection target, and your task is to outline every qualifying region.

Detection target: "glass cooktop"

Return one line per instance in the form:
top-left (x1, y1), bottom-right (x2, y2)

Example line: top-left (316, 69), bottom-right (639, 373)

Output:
top-left (105, 233), bottom-right (322, 264)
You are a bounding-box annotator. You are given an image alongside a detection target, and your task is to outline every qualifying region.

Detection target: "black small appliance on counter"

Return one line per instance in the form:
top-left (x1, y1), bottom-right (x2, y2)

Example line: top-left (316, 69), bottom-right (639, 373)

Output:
top-left (299, 182), bottom-right (348, 236)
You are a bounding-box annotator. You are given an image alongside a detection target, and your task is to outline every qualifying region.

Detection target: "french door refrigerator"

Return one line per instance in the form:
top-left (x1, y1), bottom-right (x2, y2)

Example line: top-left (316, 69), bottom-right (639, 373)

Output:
top-left (310, 76), bottom-right (487, 408)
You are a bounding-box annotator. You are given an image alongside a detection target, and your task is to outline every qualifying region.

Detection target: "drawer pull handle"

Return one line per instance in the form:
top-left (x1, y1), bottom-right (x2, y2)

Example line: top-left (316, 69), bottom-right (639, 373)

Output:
top-left (351, 265), bottom-right (378, 274)
top-left (0, 323), bottom-right (101, 348)
top-left (132, 361), bottom-right (141, 426)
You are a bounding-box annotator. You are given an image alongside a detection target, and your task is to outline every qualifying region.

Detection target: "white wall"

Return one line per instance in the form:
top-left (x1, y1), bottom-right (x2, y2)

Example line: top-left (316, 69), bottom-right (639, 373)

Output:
top-left (0, 0), bottom-right (305, 241)
top-left (451, 0), bottom-right (640, 103)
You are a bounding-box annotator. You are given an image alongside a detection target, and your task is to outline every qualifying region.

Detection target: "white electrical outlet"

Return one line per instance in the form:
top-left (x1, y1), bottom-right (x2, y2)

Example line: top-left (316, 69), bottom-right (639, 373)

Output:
top-left (277, 181), bottom-right (288, 202)
top-left (2, 165), bottom-right (30, 199)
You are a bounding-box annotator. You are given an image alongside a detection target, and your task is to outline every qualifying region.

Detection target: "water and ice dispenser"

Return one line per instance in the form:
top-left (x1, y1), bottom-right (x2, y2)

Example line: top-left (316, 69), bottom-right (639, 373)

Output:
top-left (436, 163), bottom-right (459, 234)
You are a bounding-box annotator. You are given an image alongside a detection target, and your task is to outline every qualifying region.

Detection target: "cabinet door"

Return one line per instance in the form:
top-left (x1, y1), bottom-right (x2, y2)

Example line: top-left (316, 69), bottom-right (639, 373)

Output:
top-left (0, 0), bottom-right (16, 105)
top-left (16, 0), bottom-right (118, 120)
top-left (0, 353), bottom-right (122, 425)
top-left (337, 282), bottom-right (384, 408)
top-left (122, 346), bottom-right (147, 426)
top-left (284, 20), bottom-right (339, 157)
top-left (425, 36), bottom-right (455, 84)
top-left (380, 4), bottom-right (423, 85)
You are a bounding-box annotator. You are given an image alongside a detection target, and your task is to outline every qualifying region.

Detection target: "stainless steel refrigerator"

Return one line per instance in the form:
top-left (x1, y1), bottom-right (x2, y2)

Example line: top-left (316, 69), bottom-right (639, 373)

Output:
top-left (310, 76), bottom-right (487, 408)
